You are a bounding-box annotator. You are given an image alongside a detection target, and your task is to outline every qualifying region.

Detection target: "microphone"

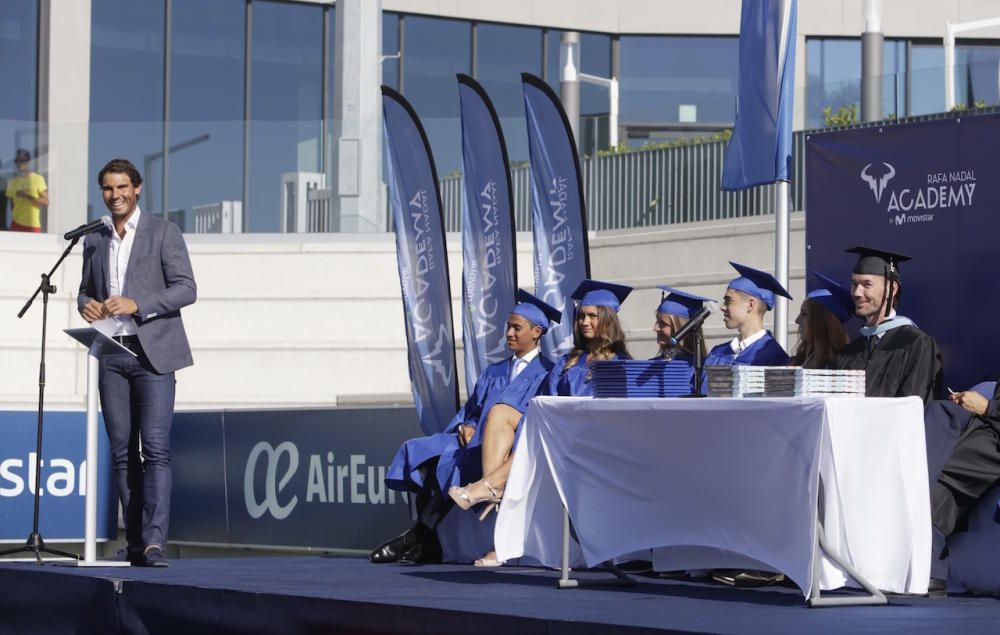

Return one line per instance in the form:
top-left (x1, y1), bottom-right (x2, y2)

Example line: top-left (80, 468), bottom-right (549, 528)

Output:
top-left (668, 304), bottom-right (715, 347)
top-left (64, 216), bottom-right (111, 241)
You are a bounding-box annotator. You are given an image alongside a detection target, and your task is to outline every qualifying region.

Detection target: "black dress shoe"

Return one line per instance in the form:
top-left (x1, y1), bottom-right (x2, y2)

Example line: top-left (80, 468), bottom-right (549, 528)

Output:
top-left (711, 569), bottom-right (785, 588)
top-left (370, 527), bottom-right (420, 563)
top-left (927, 578), bottom-right (947, 598)
top-left (398, 531), bottom-right (443, 565)
top-left (397, 543), bottom-right (425, 565)
top-left (142, 547), bottom-right (170, 568)
top-left (112, 547), bottom-right (144, 566)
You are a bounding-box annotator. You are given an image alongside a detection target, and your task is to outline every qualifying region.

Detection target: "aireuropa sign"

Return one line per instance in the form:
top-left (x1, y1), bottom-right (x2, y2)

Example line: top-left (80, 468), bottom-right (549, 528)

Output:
top-left (0, 411), bottom-right (116, 542)
top-left (243, 440), bottom-right (405, 521)
top-left (171, 408), bottom-right (415, 550)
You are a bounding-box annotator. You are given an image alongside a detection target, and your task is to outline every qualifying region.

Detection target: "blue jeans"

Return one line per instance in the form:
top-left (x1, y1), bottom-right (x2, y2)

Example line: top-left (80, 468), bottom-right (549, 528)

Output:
top-left (99, 349), bottom-right (176, 550)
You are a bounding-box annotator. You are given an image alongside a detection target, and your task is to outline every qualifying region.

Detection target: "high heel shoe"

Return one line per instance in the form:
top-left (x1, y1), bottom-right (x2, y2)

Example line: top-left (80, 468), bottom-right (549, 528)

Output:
top-left (448, 479), bottom-right (503, 515)
top-left (474, 550), bottom-right (503, 568)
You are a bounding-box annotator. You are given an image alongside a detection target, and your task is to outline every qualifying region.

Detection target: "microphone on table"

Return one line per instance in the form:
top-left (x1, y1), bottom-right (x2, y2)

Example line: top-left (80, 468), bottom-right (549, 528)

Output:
top-left (64, 216), bottom-right (112, 241)
top-left (668, 303), bottom-right (715, 347)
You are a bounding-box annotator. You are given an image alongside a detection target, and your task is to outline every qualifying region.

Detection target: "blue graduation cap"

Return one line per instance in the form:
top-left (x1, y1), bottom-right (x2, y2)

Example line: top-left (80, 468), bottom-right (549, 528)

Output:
top-left (806, 272), bottom-right (855, 324)
top-left (656, 286), bottom-right (712, 319)
top-left (570, 279), bottom-right (633, 312)
top-left (727, 262), bottom-right (792, 310)
top-left (510, 288), bottom-right (561, 334)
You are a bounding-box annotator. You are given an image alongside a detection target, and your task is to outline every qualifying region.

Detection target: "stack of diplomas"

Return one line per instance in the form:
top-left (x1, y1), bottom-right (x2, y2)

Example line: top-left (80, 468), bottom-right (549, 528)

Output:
top-left (705, 365), bottom-right (735, 397)
top-left (591, 360), bottom-right (694, 398)
top-left (707, 366), bottom-right (867, 398)
top-left (794, 369), bottom-right (866, 397)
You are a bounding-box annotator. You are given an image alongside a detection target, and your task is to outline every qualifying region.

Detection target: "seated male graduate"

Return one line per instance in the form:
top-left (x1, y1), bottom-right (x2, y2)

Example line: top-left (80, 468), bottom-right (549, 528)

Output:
top-left (927, 381), bottom-right (1000, 595)
top-left (370, 290), bottom-right (557, 564)
top-left (833, 246), bottom-right (942, 402)
top-left (703, 262), bottom-right (792, 375)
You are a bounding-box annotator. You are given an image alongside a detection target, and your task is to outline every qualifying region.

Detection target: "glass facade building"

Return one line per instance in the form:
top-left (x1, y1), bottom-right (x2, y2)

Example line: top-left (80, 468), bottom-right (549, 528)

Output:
top-left (5, 0), bottom-right (1000, 233)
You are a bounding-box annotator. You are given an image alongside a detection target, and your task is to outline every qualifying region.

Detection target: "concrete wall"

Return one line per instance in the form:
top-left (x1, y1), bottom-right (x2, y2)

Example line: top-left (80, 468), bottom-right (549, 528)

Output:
top-left (0, 213), bottom-right (805, 411)
top-left (381, 1), bottom-right (1000, 38)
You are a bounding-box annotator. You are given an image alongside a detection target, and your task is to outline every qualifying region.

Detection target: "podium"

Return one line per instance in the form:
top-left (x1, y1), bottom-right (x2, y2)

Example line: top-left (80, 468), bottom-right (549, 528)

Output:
top-left (63, 326), bottom-right (136, 567)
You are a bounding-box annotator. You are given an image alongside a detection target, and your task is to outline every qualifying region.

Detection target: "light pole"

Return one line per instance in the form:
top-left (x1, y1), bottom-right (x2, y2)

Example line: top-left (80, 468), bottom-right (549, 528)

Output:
top-left (559, 32), bottom-right (619, 151)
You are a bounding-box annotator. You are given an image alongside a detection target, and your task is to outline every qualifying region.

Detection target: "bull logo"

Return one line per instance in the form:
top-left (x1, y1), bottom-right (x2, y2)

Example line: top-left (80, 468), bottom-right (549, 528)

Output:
top-left (860, 162), bottom-right (896, 204)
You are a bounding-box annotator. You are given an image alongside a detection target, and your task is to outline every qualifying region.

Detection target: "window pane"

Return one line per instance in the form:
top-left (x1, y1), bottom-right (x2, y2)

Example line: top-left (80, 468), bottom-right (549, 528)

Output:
top-left (168, 0), bottom-right (245, 231)
top-left (402, 16), bottom-right (470, 175)
top-left (806, 37), bottom-right (911, 125)
top-left (476, 23), bottom-right (542, 164)
top-left (0, 0), bottom-right (37, 121)
top-left (910, 45), bottom-right (944, 116)
top-left (805, 38), bottom-right (860, 128)
top-left (882, 39), bottom-right (906, 119)
top-left (957, 45), bottom-right (1000, 107)
top-left (248, 0), bottom-right (323, 232)
top-left (0, 0), bottom-right (39, 230)
top-left (620, 36), bottom-right (738, 126)
top-left (89, 0), bottom-right (164, 220)
top-left (382, 12), bottom-right (400, 90)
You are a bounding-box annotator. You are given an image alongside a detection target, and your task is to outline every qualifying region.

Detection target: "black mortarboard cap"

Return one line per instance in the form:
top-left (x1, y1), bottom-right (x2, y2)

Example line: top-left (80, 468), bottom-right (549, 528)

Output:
top-left (846, 245), bottom-right (911, 278)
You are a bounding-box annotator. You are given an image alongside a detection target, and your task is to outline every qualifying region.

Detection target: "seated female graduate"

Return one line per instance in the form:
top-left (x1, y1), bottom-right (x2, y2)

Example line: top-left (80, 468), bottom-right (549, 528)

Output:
top-left (704, 262), bottom-right (792, 371)
top-left (789, 272), bottom-right (853, 369)
top-left (446, 278), bottom-right (633, 566)
top-left (653, 286), bottom-right (711, 391)
top-left (541, 278), bottom-right (634, 397)
top-left (369, 290), bottom-right (557, 564)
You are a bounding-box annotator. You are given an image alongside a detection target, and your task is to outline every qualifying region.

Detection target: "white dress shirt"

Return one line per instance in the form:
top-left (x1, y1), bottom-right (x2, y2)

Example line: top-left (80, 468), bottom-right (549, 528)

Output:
top-left (108, 208), bottom-right (141, 336)
top-left (729, 328), bottom-right (767, 354)
top-left (511, 346), bottom-right (541, 381)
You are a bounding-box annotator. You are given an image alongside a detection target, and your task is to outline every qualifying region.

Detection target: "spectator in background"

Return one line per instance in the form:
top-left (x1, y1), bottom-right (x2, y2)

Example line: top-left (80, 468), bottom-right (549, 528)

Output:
top-left (6, 149), bottom-right (48, 232)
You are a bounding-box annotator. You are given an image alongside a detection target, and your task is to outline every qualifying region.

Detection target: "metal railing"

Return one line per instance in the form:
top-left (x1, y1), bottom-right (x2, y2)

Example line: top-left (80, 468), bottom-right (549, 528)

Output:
top-left (342, 105), bottom-right (1000, 234)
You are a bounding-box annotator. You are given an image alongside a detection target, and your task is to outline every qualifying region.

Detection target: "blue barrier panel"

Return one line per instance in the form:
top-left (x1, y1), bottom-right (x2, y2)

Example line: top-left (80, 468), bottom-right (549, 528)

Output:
top-left (806, 114), bottom-right (1000, 390)
top-left (171, 407), bottom-right (415, 551)
top-left (0, 411), bottom-right (116, 542)
top-left (169, 411), bottom-right (228, 544)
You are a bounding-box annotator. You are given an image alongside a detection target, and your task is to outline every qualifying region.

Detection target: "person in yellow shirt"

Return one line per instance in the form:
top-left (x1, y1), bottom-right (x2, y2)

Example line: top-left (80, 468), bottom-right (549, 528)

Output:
top-left (6, 149), bottom-right (48, 232)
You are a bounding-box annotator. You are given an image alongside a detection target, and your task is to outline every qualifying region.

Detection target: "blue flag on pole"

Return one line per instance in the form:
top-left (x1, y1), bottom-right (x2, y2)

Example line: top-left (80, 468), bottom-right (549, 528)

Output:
top-left (721, 0), bottom-right (798, 191)
top-left (521, 73), bottom-right (591, 358)
top-left (457, 74), bottom-right (518, 396)
top-left (382, 86), bottom-right (460, 435)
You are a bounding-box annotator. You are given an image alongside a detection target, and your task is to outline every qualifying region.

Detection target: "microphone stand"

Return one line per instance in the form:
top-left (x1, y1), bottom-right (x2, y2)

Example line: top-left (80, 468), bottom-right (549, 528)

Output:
top-left (0, 237), bottom-right (83, 563)
top-left (681, 326), bottom-right (706, 398)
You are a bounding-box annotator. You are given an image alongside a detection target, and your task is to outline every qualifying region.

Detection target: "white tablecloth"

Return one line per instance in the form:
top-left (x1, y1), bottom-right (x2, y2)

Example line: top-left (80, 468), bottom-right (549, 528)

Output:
top-left (495, 396), bottom-right (930, 597)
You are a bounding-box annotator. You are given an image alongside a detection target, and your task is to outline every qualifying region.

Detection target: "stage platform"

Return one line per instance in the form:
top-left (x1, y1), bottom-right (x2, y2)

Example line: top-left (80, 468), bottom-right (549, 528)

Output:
top-left (1, 556), bottom-right (999, 634)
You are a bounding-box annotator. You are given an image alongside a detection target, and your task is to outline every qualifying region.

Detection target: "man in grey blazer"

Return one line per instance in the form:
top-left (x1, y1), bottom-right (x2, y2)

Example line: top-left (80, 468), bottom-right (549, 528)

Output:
top-left (78, 158), bottom-right (196, 567)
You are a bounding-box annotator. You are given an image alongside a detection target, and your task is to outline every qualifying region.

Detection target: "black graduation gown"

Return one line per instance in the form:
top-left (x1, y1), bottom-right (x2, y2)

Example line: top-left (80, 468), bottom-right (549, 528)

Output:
top-left (834, 324), bottom-right (943, 403)
top-left (930, 381), bottom-right (1000, 537)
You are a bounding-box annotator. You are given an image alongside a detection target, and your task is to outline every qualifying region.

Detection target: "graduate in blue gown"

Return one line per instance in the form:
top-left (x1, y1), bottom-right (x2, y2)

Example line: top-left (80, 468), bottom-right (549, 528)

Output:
top-left (789, 272), bottom-right (852, 369)
top-left (447, 279), bottom-right (633, 566)
top-left (370, 290), bottom-right (558, 564)
top-left (539, 279), bottom-right (634, 397)
top-left (703, 262), bottom-right (792, 387)
top-left (653, 286), bottom-right (712, 392)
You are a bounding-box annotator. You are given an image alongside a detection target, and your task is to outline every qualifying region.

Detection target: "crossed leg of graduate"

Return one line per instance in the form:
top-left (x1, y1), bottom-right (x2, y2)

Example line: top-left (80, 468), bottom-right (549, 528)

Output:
top-left (448, 403), bottom-right (523, 566)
